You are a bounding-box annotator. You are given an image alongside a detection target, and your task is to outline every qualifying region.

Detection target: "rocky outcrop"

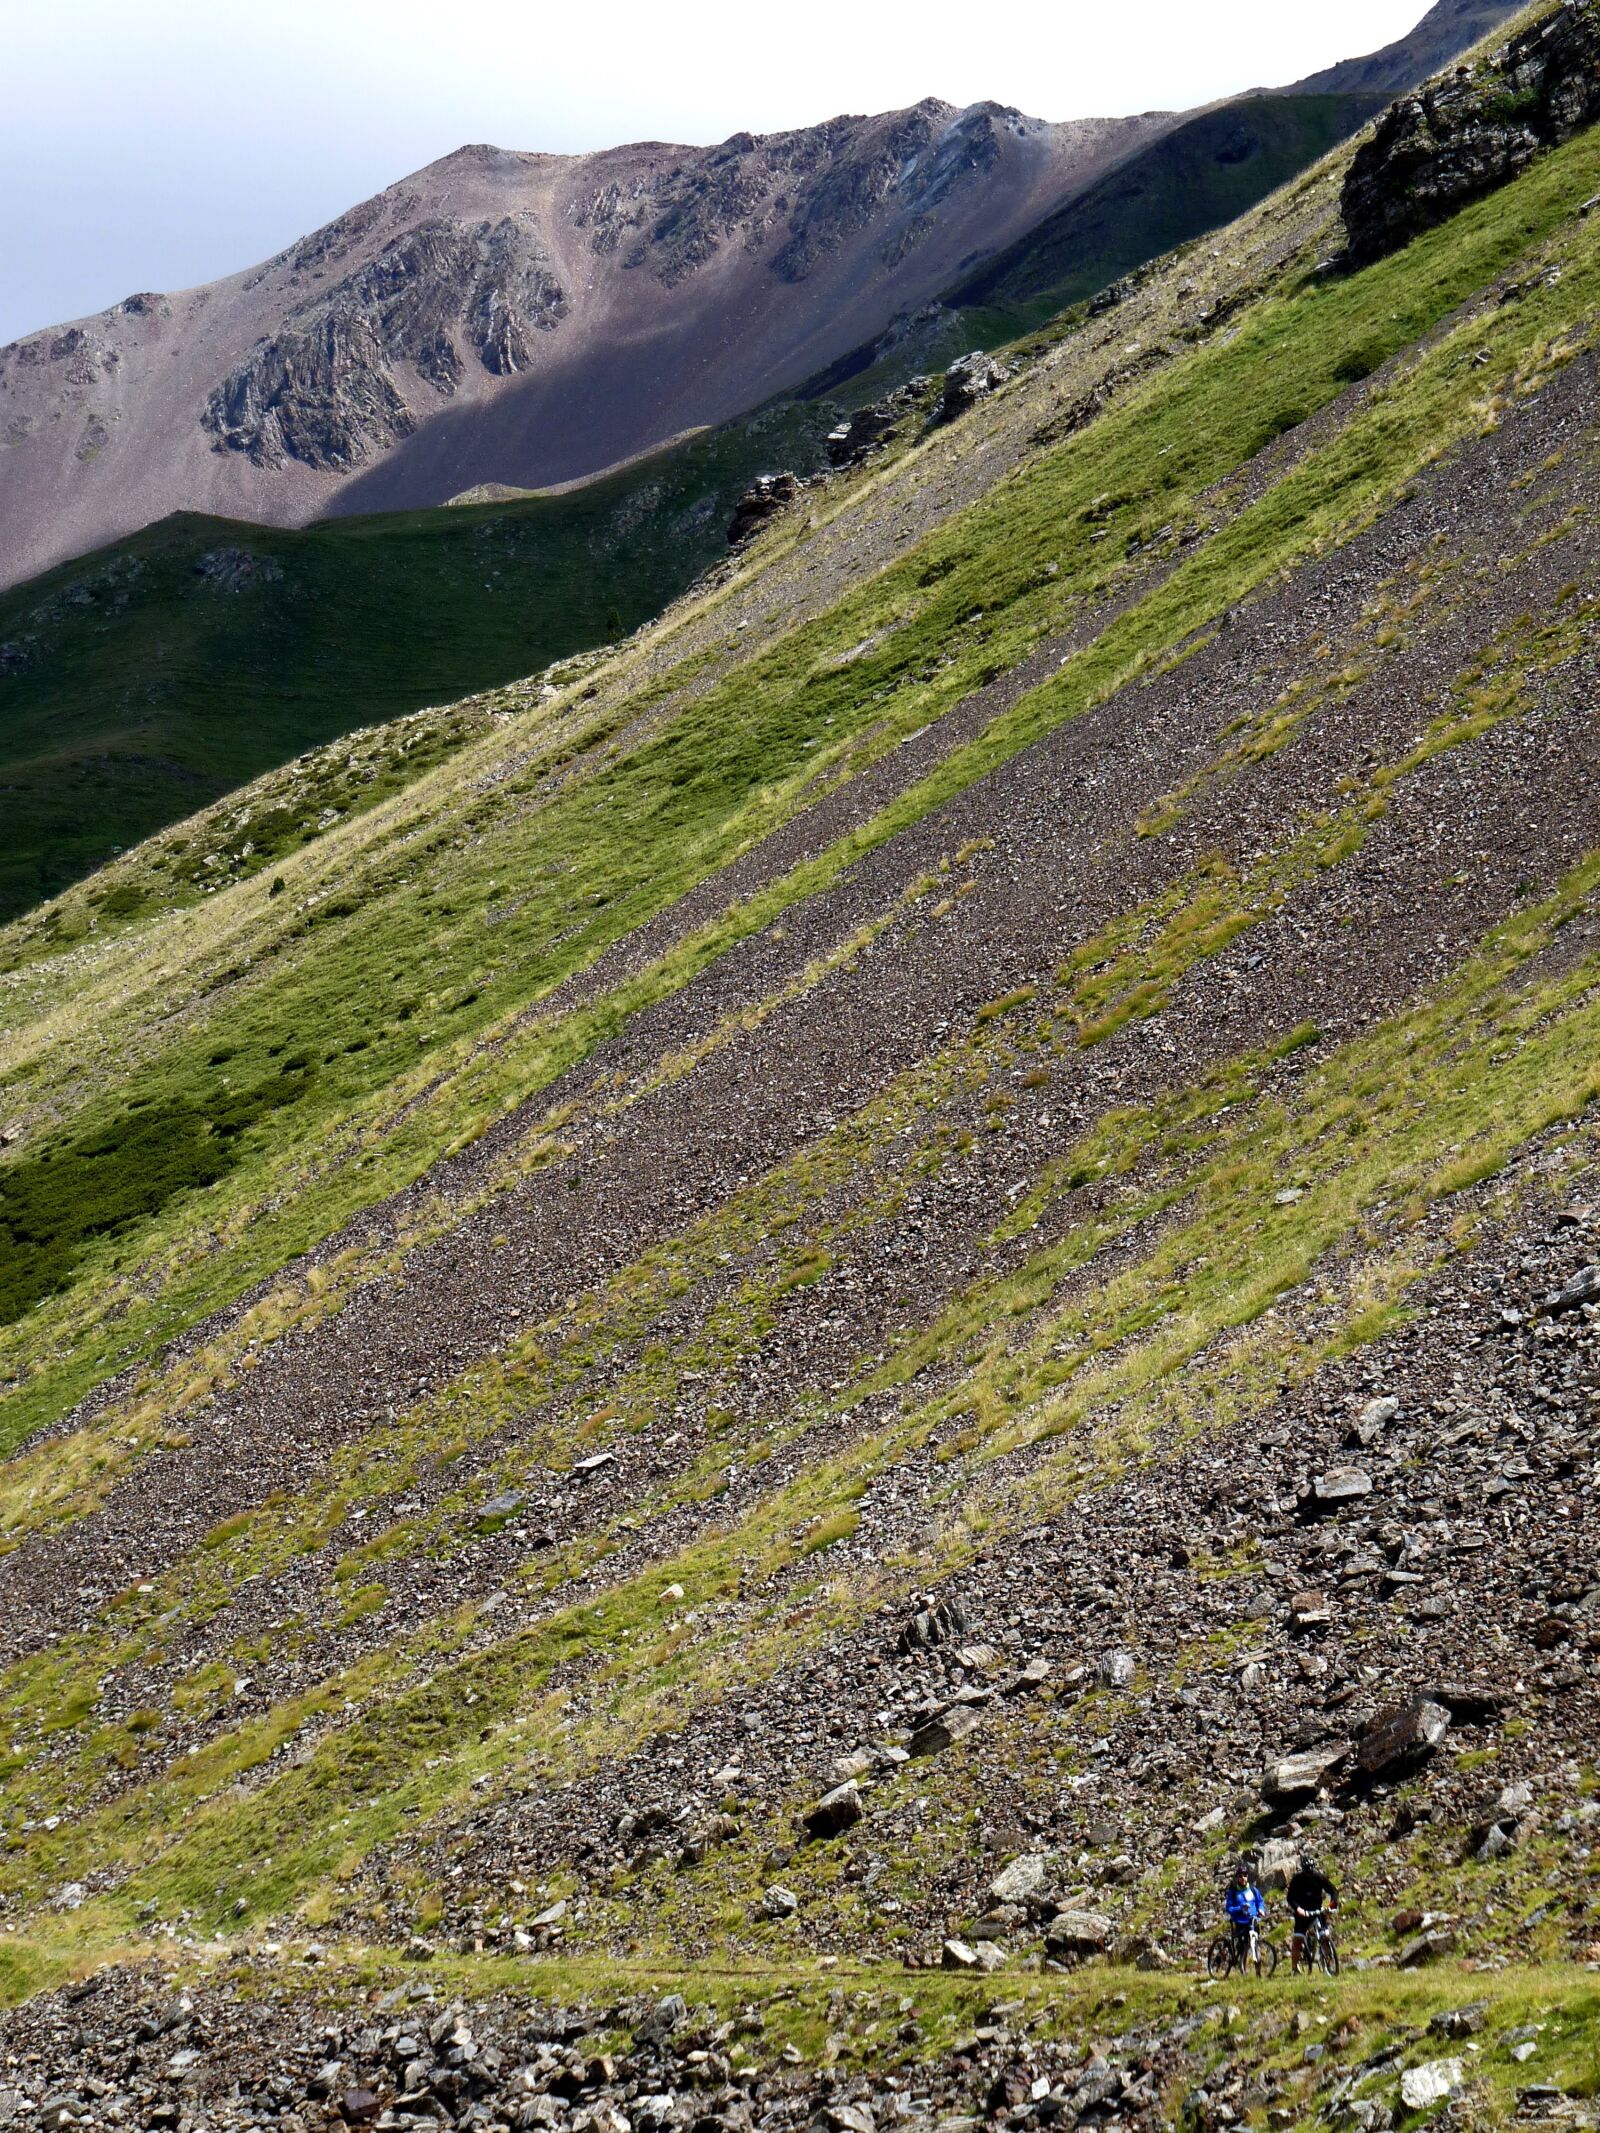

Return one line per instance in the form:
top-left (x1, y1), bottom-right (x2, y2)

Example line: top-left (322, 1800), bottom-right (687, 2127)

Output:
top-left (1341, 0), bottom-right (1600, 265)
top-left (825, 382), bottom-right (924, 467)
top-left (202, 216), bottom-right (567, 470)
top-left (939, 350), bottom-right (1013, 421)
top-left (726, 472), bottom-right (801, 546)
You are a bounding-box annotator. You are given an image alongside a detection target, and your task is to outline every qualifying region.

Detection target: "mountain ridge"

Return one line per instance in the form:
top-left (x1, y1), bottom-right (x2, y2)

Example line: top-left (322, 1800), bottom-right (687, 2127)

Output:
top-left (0, 0), bottom-right (1526, 594)
top-left (1288, 0), bottom-right (1523, 93)
top-left (0, 100), bottom-right (1166, 590)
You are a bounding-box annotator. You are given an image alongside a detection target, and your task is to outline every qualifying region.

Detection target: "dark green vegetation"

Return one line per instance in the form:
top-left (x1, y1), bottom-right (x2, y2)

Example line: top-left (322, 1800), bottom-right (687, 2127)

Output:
top-left (0, 396), bottom-right (839, 920)
top-left (950, 94), bottom-right (1385, 335)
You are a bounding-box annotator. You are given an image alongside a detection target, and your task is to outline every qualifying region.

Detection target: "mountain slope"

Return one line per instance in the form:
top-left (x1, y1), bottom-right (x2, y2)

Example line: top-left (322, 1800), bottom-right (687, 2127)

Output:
top-left (947, 92), bottom-right (1385, 333)
top-left (0, 0), bottom-right (1522, 600)
top-left (1290, 0), bottom-right (1523, 93)
top-left (0, 103), bottom-right (1168, 592)
top-left (0, 389), bottom-right (862, 923)
top-left (0, 83), bottom-right (1449, 923)
top-left (2, 0), bottom-right (1600, 2098)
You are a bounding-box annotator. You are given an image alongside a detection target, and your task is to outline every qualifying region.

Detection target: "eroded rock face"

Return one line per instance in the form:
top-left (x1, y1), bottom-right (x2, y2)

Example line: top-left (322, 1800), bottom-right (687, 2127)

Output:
top-left (1342, 0), bottom-right (1600, 264)
top-left (202, 215), bottom-right (567, 470)
top-left (727, 473), bottom-right (802, 546)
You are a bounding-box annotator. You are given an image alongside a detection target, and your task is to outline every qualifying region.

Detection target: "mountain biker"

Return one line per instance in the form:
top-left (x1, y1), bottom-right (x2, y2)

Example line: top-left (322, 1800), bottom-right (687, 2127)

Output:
top-left (1224, 1862), bottom-right (1268, 1955)
top-left (1287, 1852), bottom-right (1340, 1969)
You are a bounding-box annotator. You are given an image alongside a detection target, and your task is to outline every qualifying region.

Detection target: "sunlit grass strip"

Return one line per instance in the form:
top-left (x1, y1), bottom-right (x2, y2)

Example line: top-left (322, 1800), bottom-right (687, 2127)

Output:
top-left (4, 126), bottom-right (1600, 1459)
top-left (3, 846), bottom-right (1598, 1943)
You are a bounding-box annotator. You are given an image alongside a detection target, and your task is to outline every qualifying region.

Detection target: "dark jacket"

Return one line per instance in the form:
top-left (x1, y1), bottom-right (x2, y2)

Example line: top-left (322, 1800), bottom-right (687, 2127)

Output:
top-left (1287, 1865), bottom-right (1339, 1916)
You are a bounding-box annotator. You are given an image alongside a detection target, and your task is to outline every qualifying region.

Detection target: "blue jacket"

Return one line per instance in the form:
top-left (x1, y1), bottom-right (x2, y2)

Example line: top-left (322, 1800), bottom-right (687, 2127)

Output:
top-left (1225, 1881), bottom-right (1267, 1926)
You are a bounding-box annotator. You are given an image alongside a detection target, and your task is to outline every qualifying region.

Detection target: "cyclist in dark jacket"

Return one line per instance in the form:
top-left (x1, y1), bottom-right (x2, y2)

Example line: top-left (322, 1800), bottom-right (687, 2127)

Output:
top-left (1287, 1854), bottom-right (1339, 1969)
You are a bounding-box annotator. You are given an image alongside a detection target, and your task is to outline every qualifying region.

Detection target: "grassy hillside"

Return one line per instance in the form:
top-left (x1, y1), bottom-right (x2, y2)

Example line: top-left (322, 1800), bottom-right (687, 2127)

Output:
top-left (0, 93), bottom-right (1392, 929)
top-left (0, 396), bottom-right (849, 922)
top-left (1, 4), bottom-right (1598, 2109)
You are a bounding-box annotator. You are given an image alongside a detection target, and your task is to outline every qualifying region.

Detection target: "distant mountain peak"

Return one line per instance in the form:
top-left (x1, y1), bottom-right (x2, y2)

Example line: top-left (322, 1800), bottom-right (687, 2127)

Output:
top-left (1287, 0), bottom-right (1524, 96)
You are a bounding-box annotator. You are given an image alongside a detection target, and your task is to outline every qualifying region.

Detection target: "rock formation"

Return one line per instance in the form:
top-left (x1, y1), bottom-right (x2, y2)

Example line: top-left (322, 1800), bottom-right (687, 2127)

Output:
top-left (1342, 0), bottom-right (1600, 263)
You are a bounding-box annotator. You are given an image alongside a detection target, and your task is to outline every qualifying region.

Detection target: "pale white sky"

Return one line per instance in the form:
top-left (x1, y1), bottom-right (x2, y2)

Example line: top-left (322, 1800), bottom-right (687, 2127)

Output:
top-left (3, 0), bottom-right (1435, 343)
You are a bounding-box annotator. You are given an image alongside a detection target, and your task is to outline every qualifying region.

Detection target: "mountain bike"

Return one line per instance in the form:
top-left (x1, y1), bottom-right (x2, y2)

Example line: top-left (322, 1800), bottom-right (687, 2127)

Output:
top-left (1293, 1909), bottom-right (1340, 1976)
top-left (1208, 1920), bottom-right (1279, 1978)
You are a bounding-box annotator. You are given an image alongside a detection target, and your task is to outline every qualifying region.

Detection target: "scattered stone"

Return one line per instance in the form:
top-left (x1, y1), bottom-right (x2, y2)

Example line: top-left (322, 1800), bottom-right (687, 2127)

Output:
top-left (1399, 2059), bottom-right (1464, 2111)
top-left (910, 1704), bottom-right (984, 1757)
top-left (803, 1781), bottom-right (864, 1841)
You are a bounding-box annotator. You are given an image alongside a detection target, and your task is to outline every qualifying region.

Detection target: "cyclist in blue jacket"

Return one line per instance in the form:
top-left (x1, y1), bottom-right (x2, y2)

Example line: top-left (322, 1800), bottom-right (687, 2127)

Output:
top-left (1224, 1861), bottom-right (1268, 1949)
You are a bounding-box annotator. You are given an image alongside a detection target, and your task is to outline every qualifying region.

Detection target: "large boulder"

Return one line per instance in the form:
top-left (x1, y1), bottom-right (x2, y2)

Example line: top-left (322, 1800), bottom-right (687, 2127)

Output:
top-left (1399, 2058), bottom-right (1464, 2110)
top-left (1399, 1925), bottom-right (1457, 1966)
top-left (727, 473), bottom-right (800, 546)
top-left (803, 1781), bottom-right (864, 1841)
top-left (1356, 1695), bottom-right (1451, 1783)
top-left (1262, 1742), bottom-right (1349, 1806)
top-left (897, 1591), bottom-right (972, 1654)
top-left (637, 1994), bottom-right (688, 2045)
top-left (1425, 1680), bottom-right (1511, 1726)
top-left (1256, 1837), bottom-right (1302, 1890)
top-left (910, 1704), bottom-right (984, 1757)
top-left (1045, 1910), bottom-right (1116, 1959)
top-left (940, 352), bottom-right (1012, 421)
top-left (1538, 1263), bottom-right (1600, 1315)
top-left (990, 1854), bottom-right (1051, 1907)
top-left (1097, 1648), bottom-right (1136, 1689)
top-left (1300, 1466), bottom-right (1373, 1518)
top-left (825, 397), bottom-right (906, 467)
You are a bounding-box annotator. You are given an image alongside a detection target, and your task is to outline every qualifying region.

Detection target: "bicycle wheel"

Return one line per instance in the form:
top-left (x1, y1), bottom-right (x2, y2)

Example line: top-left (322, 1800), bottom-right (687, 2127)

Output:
top-left (1319, 1936), bottom-right (1340, 1977)
top-left (1255, 1940), bottom-right (1280, 1979)
top-left (1208, 1935), bottom-right (1235, 1980)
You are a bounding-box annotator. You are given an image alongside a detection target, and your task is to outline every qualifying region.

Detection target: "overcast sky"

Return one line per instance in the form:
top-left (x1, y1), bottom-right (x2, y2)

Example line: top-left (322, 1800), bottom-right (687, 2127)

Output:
top-left (4, 0), bottom-right (1436, 344)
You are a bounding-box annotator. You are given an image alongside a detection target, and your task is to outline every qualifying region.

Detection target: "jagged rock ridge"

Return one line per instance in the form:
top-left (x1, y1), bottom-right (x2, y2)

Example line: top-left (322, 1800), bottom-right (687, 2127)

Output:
top-left (1342, 0), bottom-right (1600, 260)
